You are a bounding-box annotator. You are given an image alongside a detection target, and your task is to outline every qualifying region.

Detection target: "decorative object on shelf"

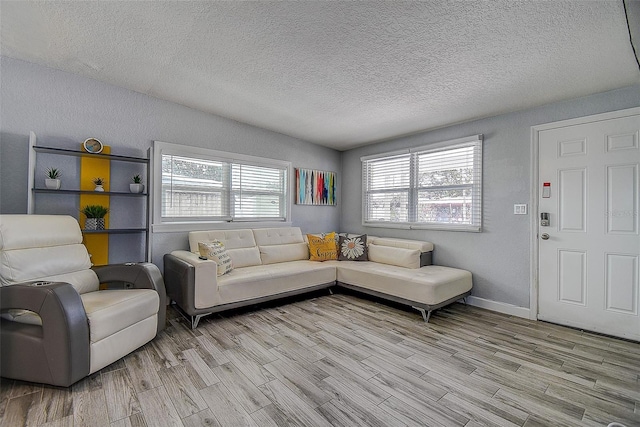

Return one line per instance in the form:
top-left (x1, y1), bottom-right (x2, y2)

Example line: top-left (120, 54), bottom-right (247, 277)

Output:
top-left (83, 138), bottom-right (104, 154)
top-left (92, 177), bottom-right (105, 192)
top-left (295, 168), bottom-right (336, 206)
top-left (45, 167), bottom-right (61, 190)
top-left (81, 204), bottom-right (109, 230)
top-left (129, 174), bottom-right (145, 193)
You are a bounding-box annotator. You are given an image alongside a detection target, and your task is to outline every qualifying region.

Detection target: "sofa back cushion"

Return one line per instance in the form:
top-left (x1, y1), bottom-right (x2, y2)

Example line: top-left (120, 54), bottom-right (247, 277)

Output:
top-left (226, 247), bottom-right (262, 268)
top-left (368, 237), bottom-right (434, 253)
top-left (189, 229), bottom-right (257, 252)
top-left (189, 229), bottom-right (262, 268)
top-left (0, 214), bottom-right (99, 293)
top-left (253, 227), bottom-right (304, 246)
top-left (368, 245), bottom-right (421, 269)
top-left (259, 243), bottom-right (309, 265)
top-left (252, 228), bottom-right (308, 264)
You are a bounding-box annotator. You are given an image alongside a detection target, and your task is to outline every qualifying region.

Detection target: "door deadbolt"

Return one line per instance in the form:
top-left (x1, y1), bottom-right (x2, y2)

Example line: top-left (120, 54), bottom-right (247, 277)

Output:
top-left (540, 213), bottom-right (550, 227)
top-left (540, 233), bottom-right (550, 240)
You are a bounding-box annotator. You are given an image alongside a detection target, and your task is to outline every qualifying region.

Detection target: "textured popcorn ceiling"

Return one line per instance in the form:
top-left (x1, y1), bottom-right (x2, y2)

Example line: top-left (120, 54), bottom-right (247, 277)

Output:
top-left (1, 1), bottom-right (638, 150)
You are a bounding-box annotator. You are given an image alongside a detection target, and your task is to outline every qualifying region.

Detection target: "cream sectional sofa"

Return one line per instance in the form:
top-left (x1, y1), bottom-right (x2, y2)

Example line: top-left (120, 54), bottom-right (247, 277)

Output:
top-left (164, 227), bottom-right (472, 328)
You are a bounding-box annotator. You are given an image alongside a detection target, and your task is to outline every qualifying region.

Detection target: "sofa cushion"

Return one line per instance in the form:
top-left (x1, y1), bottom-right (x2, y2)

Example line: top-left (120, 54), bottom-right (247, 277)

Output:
top-left (253, 228), bottom-right (304, 246)
top-left (260, 243), bottom-right (309, 264)
top-left (307, 233), bottom-right (338, 261)
top-left (81, 289), bottom-right (159, 343)
top-left (226, 247), bottom-right (262, 268)
top-left (368, 245), bottom-right (421, 269)
top-left (189, 229), bottom-right (256, 253)
top-left (199, 241), bottom-right (233, 276)
top-left (217, 261), bottom-right (335, 305)
top-left (369, 237), bottom-right (434, 253)
top-left (338, 234), bottom-right (368, 261)
top-left (337, 263), bottom-right (472, 306)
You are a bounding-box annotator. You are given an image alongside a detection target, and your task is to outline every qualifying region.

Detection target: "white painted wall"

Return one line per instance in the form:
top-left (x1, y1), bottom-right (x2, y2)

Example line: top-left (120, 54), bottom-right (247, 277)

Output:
top-left (340, 84), bottom-right (640, 309)
top-left (0, 57), bottom-right (341, 268)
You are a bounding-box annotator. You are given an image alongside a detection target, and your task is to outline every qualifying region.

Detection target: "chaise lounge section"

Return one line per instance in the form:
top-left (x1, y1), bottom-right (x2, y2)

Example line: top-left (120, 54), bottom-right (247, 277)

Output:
top-left (164, 227), bottom-right (472, 328)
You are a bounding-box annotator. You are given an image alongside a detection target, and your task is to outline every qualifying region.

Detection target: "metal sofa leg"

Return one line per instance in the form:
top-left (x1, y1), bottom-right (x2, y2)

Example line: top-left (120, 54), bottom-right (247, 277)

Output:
top-left (412, 306), bottom-right (432, 323)
top-left (191, 313), bottom-right (208, 329)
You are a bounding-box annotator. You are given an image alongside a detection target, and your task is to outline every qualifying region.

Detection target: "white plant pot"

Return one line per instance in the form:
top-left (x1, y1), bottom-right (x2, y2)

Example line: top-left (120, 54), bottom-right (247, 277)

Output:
top-left (94, 185), bottom-right (104, 192)
top-left (45, 179), bottom-right (61, 190)
top-left (129, 183), bottom-right (145, 193)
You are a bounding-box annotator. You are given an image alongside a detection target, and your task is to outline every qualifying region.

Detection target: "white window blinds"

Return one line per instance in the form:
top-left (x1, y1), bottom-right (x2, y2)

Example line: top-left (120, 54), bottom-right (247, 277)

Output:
top-left (231, 163), bottom-right (287, 220)
top-left (156, 142), bottom-right (289, 225)
top-left (362, 135), bottom-right (483, 231)
top-left (162, 155), bottom-right (230, 221)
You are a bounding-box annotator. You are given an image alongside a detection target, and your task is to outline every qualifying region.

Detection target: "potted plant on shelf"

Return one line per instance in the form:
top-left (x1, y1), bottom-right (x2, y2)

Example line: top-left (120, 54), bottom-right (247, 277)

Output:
top-left (45, 168), bottom-right (61, 190)
top-left (129, 174), bottom-right (145, 193)
top-left (81, 205), bottom-right (109, 230)
top-left (93, 177), bottom-right (105, 192)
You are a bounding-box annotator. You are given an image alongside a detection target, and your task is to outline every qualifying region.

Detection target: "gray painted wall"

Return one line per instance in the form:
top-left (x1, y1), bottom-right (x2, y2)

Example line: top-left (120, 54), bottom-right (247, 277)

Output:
top-left (341, 84), bottom-right (640, 309)
top-left (2, 56), bottom-right (638, 309)
top-left (0, 57), bottom-right (341, 267)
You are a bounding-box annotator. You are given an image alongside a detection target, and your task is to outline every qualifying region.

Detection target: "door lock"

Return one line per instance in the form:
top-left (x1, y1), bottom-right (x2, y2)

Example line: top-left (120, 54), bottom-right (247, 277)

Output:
top-left (540, 213), bottom-right (550, 227)
top-left (541, 233), bottom-right (550, 240)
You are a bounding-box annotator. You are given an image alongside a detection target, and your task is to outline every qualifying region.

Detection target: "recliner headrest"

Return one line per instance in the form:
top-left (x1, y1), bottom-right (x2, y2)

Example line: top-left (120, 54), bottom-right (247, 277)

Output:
top-left (0, 215), bottom-right (83, 251)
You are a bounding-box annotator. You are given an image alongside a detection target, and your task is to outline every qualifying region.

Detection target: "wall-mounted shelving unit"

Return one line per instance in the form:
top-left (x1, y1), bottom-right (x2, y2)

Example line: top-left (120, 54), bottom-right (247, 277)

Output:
top-left (27, 132), bottom-right (151, 265)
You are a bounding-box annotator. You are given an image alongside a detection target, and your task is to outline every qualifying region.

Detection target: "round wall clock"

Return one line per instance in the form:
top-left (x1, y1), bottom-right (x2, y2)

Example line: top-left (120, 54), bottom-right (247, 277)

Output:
top-left (83, 138), bottom-right (104, 154)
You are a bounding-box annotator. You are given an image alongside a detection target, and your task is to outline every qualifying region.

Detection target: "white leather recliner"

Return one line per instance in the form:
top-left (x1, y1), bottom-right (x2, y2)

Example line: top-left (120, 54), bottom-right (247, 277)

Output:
top-left (0, 215), bottom-right (166, 387)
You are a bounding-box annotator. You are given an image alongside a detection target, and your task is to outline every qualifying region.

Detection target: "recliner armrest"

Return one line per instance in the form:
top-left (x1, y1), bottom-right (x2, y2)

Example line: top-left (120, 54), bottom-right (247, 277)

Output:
top-left (0, 281), bottom-right (90, 386)
top-left (93, 263), bottom-right (167, 332)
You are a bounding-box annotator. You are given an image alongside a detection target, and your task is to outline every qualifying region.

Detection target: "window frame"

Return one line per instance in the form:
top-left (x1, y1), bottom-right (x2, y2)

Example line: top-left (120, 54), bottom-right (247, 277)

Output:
top-left (362, 135), bottom-right (483, 232)
top-left (152, 141), bottom-right (291, 233)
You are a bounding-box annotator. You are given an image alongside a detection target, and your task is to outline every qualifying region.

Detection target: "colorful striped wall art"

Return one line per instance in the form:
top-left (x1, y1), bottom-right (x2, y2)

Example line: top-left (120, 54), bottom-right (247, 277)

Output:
top-left (295, 168), bottom-right (336, 206)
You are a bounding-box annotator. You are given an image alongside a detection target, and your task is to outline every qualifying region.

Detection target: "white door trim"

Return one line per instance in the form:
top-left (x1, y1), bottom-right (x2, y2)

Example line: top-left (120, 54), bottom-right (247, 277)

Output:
top-left (529, 106), bottom-right (640, 321)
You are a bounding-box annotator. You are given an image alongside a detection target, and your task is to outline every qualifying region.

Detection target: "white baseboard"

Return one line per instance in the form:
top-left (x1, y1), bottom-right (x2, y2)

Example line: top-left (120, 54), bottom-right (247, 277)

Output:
top-left (465, 296), bottom-right (531, 319)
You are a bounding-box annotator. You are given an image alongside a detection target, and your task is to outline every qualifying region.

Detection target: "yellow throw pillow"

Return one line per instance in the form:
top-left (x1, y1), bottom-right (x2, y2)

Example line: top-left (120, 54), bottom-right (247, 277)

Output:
top-left (307, 232), bottom-right (338, 261)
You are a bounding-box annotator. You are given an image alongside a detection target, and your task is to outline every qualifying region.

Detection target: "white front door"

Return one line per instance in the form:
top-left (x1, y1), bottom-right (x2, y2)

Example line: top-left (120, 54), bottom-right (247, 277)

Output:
top-left (537, 109), bottom-right (640, 341)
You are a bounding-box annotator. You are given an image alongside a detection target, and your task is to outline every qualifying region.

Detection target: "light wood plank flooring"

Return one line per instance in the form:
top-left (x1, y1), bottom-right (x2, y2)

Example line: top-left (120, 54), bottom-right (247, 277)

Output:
top-left (1, 291), bottom-right (639, 426)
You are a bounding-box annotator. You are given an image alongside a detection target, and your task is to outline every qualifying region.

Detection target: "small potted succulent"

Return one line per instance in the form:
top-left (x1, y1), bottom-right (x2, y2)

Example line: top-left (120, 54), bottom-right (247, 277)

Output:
top-left (81, 204), bottom-right (109, 230)
top-left (45, 168), bottom-right (61, 190)
top-left (92, 177), bottom-right (105, 192)
top-left (129, 174), bottom-right (145, 193)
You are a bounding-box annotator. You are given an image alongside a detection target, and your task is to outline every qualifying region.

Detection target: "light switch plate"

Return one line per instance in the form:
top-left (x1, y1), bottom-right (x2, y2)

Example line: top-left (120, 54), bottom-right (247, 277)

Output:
top-left (514, 204), bottom-right (527, 215)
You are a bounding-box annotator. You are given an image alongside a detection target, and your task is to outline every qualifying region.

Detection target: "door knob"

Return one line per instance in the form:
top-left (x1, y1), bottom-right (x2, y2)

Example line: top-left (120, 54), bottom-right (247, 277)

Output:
top-left (541, 233), bottom-right (550, 240)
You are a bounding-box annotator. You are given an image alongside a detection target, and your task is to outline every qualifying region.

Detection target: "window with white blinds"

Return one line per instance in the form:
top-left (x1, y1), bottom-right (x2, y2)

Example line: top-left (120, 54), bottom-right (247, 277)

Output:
top-left (154, 141), bottom-right (289, 228)
top-left (362, 135), bottom-right (483, 231)
top-left (231, 163), bottom-right (287, 220)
